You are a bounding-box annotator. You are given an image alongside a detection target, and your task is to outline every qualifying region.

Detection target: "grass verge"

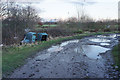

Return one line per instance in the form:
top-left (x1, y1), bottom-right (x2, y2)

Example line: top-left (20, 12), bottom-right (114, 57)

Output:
top-left (112, 43), bottom-right (120, 72)
top-left (2, 32), bottom-right (116, 75)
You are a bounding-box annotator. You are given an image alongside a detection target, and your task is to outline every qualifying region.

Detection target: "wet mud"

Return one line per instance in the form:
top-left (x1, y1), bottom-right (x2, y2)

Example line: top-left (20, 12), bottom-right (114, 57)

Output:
top-left (9, 34), bottom-right (120, 78)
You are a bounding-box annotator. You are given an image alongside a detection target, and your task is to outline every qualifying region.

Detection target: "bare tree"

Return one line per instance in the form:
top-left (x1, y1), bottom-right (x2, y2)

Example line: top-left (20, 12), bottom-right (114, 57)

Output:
top-left (2, 2), bottom-right (39, 45)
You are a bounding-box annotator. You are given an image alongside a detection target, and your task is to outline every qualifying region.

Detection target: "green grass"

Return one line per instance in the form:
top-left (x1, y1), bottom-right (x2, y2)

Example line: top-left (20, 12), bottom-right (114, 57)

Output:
top-left (112, 44), bottom-right (120, 72)
top-left (42, 24), bottom-right (58, 27)
top-left (36, 24), bottom-right (58, 28)
top-left (2, 32), bottom-right (116, 75)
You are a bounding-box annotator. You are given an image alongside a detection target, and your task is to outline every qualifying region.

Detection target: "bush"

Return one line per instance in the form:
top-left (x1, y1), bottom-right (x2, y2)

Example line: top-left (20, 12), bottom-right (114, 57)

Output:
top-left (104, 28), bottom-right (111, 32)
top-left (89, 29), bottom-right (98, 32)
top-left (74, 29), bottom-right (83, 34)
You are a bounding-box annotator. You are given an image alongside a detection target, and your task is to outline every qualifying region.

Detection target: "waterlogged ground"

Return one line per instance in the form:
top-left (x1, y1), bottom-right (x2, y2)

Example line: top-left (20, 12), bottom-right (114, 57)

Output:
top-left (9, 34), bottom-right (120, 78)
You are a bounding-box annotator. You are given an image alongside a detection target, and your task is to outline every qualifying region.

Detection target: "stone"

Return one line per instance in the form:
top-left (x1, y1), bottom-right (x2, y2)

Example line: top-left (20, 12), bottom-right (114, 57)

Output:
top-left (36, 59), bottom-right (41, 61)
top-left (29, 74), bottom-right (35, 77)
top-left (23, 73), bottom-right (25, 74)
top-left (115, 66), bottom-right (118, 69)
top-left (73, 73), bottom-right (76, 75)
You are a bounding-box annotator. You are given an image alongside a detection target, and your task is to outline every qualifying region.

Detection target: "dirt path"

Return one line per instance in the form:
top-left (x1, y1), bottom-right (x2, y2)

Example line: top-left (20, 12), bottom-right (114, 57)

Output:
top-left (9, 34), bottom-right (119, 78)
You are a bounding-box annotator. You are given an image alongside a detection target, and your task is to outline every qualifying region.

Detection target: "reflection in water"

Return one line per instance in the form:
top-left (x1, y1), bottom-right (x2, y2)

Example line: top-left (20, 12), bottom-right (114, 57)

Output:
top-left (47, 40), bottom-right (79, 53)
top-left (89, 38), bottom-right (111, 43)
top-left (38, 34), bottom-right (115, 60)
top-left (97, 35), bottom-right (107, 38)
top-left (47, 46), bottom-right (63, 53)
top-left (117, 34), bottom-right (120, 36)
top-left (74, 45), bottom-right (110, 59)
top-left (109, 34), bottom-right (117, 38)
top-left (100, 43), bottom-right (110, 46)
top-left (60, 40), bottom-right (79, 47)
top-left (97, 34), bottom-right (117, 38)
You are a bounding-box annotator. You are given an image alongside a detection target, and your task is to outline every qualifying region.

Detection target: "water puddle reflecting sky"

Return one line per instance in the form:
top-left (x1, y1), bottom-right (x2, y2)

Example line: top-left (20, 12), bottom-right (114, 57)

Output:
top-left (97, 34), bottom-right (117, 38)
top-left (100, 43), bottom-right (110, 46)
top-left (47, 46), bottom-right (63, 53)
top-left (47, 40), bottom-right (79, 53)
top-left (74, 45), bottom-right (110, 59)
top-left (117, 34), bottom-right (120, 36)
top-left (37, 34), bottom-right (118, 60)
top-left (89, 38), bottom-right (111, 43)
top-left (60, 40), bottom-right (79, 47)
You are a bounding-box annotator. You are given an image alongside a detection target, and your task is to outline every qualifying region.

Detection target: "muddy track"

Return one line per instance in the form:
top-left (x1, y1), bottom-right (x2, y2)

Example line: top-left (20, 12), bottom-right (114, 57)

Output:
top-left (8, 34), bottom-right (120, 78)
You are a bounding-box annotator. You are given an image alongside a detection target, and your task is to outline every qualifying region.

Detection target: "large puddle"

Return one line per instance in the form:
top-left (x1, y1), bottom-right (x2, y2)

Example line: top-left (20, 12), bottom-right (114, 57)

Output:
top-left (47, 40), bottom-right (79, 53)
top-left (89, 34), bottom-right (119, 43)
top-left (86, 34), bottom-right (120, 59)
top-left (46, 39), bottom-right (110, 60)
top-left (76, 45), bottom-right (110, 59)
top-left (36, 40), bottom-right (79, 60)
top-left (37, 34), bottom-right (118, 60)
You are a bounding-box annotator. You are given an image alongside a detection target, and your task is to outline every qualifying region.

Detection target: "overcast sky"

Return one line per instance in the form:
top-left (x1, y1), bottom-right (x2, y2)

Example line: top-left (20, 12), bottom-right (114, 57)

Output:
top-left (28, 0), bottom-right (119, 20)
top-left (2, 0), bottom-right (120, 20)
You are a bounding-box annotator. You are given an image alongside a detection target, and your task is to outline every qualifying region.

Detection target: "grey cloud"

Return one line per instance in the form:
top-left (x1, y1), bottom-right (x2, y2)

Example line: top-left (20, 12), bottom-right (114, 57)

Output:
top-left (70, 1), bottom-right (84, 5)
top-left (87, 2), bottom-right (97, 5)
top-left (1, 0), bottom-right (45, 3)
top-left (68, 0), bottom-right (97, 6)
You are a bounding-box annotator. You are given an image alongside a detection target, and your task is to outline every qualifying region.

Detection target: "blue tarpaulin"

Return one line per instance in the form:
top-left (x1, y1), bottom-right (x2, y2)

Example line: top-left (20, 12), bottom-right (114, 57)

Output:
top-left (37, 33), bottom-right (48, 41)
